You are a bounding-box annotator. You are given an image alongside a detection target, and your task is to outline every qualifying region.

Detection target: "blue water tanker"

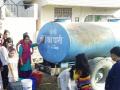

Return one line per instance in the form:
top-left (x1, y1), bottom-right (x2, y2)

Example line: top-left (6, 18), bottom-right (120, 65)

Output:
top-left (37, 22), bottom-right (120, 64)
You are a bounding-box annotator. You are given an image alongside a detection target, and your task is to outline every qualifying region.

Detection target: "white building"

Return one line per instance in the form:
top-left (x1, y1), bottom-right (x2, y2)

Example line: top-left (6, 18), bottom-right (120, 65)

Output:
top-left (0, 0), bottom-right (38, 44)
top-left (1, 0), bottom-right (120, 28)
top-left (1, 0), bottom-right (120, 38)
top-left (30, 0), bottom-right (120, 27)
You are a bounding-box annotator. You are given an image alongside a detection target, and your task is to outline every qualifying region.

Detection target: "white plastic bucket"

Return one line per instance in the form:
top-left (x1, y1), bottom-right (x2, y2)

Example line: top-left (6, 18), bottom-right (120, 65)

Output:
top-left (21, 79), bottom-right (32, 90)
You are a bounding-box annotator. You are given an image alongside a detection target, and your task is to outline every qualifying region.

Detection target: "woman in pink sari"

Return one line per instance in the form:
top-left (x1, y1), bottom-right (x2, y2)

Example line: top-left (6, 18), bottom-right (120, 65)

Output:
top-left (18, 34), bottom-right (37, 79)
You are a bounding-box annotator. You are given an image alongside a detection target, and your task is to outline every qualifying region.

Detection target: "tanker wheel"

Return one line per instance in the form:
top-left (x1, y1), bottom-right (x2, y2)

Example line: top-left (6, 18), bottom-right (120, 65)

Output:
top-left (89, 57), bottom-right (113, 90)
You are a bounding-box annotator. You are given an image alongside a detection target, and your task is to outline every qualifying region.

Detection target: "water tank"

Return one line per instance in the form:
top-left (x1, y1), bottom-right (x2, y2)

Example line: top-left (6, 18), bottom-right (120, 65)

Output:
top-left (37, 22), bottom-right (120, 64)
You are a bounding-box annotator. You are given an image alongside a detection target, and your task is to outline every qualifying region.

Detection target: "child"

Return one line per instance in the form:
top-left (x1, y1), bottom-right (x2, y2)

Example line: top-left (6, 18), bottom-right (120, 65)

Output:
top-left (8, 47), bottom-right (19, 82)
top-left (0, 38), bottom-right (13, 89)
top-left (16, 32), bottom-right (33, 54)
top-left (75, 54), bottom-right (92, 90)
top-left (3, 30), bottom-right (10, 44)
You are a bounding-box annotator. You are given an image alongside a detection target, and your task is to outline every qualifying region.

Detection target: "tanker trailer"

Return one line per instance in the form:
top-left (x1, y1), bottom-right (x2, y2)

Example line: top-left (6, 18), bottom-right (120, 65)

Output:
top-left (37, 22), bottom-right (120, 89)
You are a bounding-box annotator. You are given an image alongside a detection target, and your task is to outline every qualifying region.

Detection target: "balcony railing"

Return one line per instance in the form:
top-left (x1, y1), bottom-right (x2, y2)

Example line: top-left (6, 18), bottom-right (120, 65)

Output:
top-left (5, 3), bottom-right (35, 17)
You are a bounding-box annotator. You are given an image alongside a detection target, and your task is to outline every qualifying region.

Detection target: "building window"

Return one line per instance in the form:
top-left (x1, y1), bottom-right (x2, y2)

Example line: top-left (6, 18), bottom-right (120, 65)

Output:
top-left (54, 8), bottom-right (72, 20)
top-left (84, 15), bottom-right (114, 22)
top-left (75, 17), bottom-right (79, 22)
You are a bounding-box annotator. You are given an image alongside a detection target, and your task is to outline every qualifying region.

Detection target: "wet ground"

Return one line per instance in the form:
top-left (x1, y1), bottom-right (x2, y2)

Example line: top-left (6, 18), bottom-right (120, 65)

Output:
top-left (38, 73), bottom-right (105, 90)
top-left (38, 73), bottom-right (59, 90)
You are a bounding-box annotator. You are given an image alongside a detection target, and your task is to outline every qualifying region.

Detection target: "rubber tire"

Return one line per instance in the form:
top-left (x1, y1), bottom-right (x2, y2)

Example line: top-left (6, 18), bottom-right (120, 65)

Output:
top-left (89, 57), bottom-right (113, 90)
